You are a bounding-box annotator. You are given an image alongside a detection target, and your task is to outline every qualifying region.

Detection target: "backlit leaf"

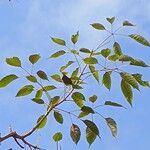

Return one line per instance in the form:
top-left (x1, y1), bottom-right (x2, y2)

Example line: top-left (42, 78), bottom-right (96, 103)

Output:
top-left (89, 65), bottom-right (99, 82)
top-left (106, 17), bottom-right (115, 24)
top-left (29, 54), bottom-right (40, 65)
top-left (120, 72), bottom-right (139, 90)
top-left (121, 79), bottom-right (133, 106)
top-left (51, 37), bottom-right (66, 46)
top-left (103, 72), bottom-right (111, 90)
top-left (79, 48), bottom-right (91, 53)
top-left (6, 57), bottom-right (21, 67)
top-left (37, 70), bottom-right (48, 80)
top-left (0, 74), bottom-right (18, 88)
top-left (83, 120), bottom-right (100, 138)
top-left (26, 75), bottom-right (37, 83)
top-left (54, 111), bottom-right (63, 124)
top-left (86, 127), bottom-right (97, 147)
top-left (130, 59), bottom-right (149, 67)
top-left (51, 74), bottom-right (62, 82)
top-left (101, 48), bottom-right (111, 58)
top-left (91, 23), bottom-right (105, 30)
top-left (72, 92), bottom-right (85, 108)
top-left (105, 117), bottom-right (117, 137)
top-left (50, 50), bottom-right (66, 58)
top-left (71, 31), bottom-right (79, 44)
top-left (123, 20), bottom-right (135, 26)
top-left (89, 95), bottom-right (97, 103)
top-left (84, 57), bottom-right (98, 65)
top-left (16, 85), bottom-right (34, 97)
top-left (32, 98), bottom-right (44, 104)
top-left (81, 106), bottom-right (95, 114)
top-left (104, 101), bottom-right (125, 108)
top-left (113, 42), bottom-right (122, 56)
top-left (60, 61), bottom-right (74, 72)
top-left (129, 34), bottom-right (150, 47)
top-left (53, 132), bottom-right (63, 142)
top-left (37, 115), bottom-right (47, 129)
top-left (70, 124), bottom-right (81, 144)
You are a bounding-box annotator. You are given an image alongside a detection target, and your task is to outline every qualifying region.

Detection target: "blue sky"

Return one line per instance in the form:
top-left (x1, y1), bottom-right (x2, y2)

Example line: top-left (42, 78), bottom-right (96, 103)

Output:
top-left (0, 0), bottom-right (150, 150)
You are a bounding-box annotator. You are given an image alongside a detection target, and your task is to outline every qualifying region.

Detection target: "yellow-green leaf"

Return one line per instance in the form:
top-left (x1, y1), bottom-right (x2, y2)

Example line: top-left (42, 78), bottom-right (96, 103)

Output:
top-left (26, 75), bottom-right (37, 83)
top-left (32, 98), bottom-right (44, 104)
top-left (86, 127), bottom-right (97, 147)
top-left (129, 34), bottom-right (150, 47)
top-left (106, 17), bottom-right (115, 24)
top-left (79, 48), bottom-right (91, 53)
top-left (71, 31), bottom-right (79, 44)
top-left (0, 74), bottom-right (18, 88)
top-left (104, 101), bottom-right (125, 108)
top-left (50, 50), bottom-right (66, 58)
top-left (89, 95), bottom-right (98, 103)
top-left (103, 72), bottom-right (111, 90)
top-left (120, 72), bottom-right (139, 90)
top-left (83, 120), bottom-right (100, 138)
top-left (53, 132), bottom-right (63, 142)
top-left (105, 117), bottom-right (117, 137)
top-left (37, 115), bottom-right (47, 129)
top-left (113, 42), bottom-right (122, 56)
top-left (91, 23), bottom-right (105, 30)
top-left (6, 57), bottom-right (21, 67)
top-left (121, 79), bottom-right (133, 106)
top-left (16, 85), bottom-right (34, 97)
top-left (123, 20), bottom-right (135, 26)
top-left (81, 106), bottom-right (95, 114)
top-left (130, 59), bottom-right (149, 67)
top-left (54, 111), bottom-right (63, 124)
top-left (72, 92), bottom-right (85, 108)
top-left (37, 70), bottom-right (48, 80)
top-left (51, 74), bottom-right (62, 82)
top-left (89, 65), bottom-right (99, 82)
top-left (101, 48), bottom-right (111, 58)
top-left (29, 54), bottom-right (40, 65)
top-left (51, 37), bottom-right (66, 46)
top-left (84, 57), bottom-right (98, 65)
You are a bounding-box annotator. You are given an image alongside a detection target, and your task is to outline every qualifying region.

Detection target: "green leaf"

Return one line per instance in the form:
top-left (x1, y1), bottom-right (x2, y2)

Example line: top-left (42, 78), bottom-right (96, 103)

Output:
top-left (36, 115), bottom-right (47, 129)
top-left (91, 23), bottom-right (105, 30)
top-left (89, 95), bottom-right (98, 103)
top-left (70, 124), bottom-right (81, 144)
top-left (81, 106), bottom-right (95, 114)
top-left (71, 49), bottom-right (79, 55)
top-left (132, 74), bottom-right (150, 87)
top-left (105, 117), bottom-right (117, 137)
top-left (78, 111), bottom-right (89, 118)
top-left (103, 72), bottom-right (111, 90)
top-left (123, 20), bottom-right (135, 26)
top-left (29, 54), bottom-right (40, 65)
top-left (54, 111), bottom-right (63, 124)
top-left (16, 85), bottom-right (34, 97)
top-left (106, 17), bottom-right (115, 24)
top-left (42, 85), bottom-right (56, 91)
top-left (121, 79), bottom-right (133, 106)
top-left (50, 50), bottom-right (66, 58)
top-left (53, 132), bottom-right (63, 142)
top-left (60, 61), bottom-right (74, 72)
top-left (35, 89), bottom-right (43, 99)
top-left (84, 57), bottom-right (98, 65)
top-left (119, 55), bottom-right (134, 62)
top-left (108, 54), bottom-right (119, 61)
top-left (71, 31), bottom-right (79, 44)
top-left (37, 70), bottom-right (48, 80)
top-left (6, 57), bottom-right (21, 67)
top-left (89, 65), bottom-right (99, 82)
top-left (51, 74), bottom-right (62, 82)
top-left (26, 75), bottom-right (37, 83)
top-left (86, 127), bottom-right (97, 147)
top-left (51, 37), bottom-right (66, 46)
top-left (104, 101), bottom-right (125, 108)
top-left (79, 48), bottom-right (91, 53)
top-left (0, 74), bottom-right (18, 88)
top-left (101, 48), bottom-right (111, 58)
top-left (113, 42), bottom-right (122, 56)
top-left (130, 59), bottom-right (149, 67)
top-left (72, 92), bottom-right (85, 108)
top-left (71, 68), bottom-right (79, 78)
top-left (83, 120), bottom-right (100, 138)
top-left (32, 98), bottom-right (44, 104)
top-left (50, 96), bottom-right (60, 106)
top-left (120, 72), bottom-right (139, 90)
top-left (129, 34), bottom-right (150, 47)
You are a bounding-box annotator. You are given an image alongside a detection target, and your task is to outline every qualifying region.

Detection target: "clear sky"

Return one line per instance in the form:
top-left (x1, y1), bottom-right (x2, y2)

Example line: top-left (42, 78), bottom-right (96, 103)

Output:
top-left (0, 0), bottom-right (150, 150)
